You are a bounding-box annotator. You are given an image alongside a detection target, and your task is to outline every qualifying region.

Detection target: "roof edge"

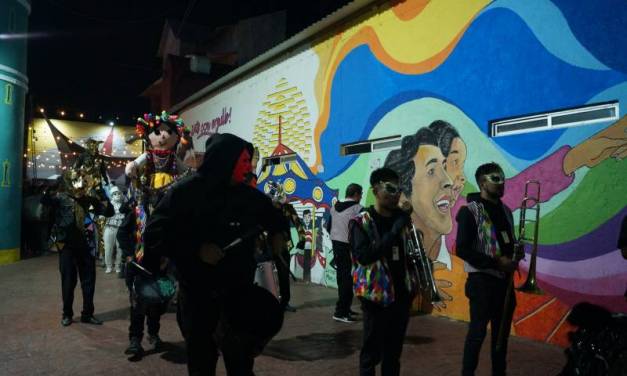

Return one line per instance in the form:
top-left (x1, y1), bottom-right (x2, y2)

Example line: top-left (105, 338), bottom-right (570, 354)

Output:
top-left (169, 0), bottom-right (382, 113)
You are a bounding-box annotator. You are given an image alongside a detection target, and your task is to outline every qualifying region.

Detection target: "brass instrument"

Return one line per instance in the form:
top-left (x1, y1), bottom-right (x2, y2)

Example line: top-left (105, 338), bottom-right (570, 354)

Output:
top-left (516, 180), bottom-right (543, 295)
top-left (496, 180), bottom-right (543, 351)
top-left (406, 223), bottom-right (443, 305)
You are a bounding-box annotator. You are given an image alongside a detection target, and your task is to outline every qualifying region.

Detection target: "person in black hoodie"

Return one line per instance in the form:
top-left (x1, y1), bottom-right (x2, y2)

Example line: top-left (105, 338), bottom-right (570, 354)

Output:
top-left (328, 183), bottom-right (363, 323)
top-left (456, 162), bottom-right (518, 376)
top-left (143, 133), bottom-right (288, 376)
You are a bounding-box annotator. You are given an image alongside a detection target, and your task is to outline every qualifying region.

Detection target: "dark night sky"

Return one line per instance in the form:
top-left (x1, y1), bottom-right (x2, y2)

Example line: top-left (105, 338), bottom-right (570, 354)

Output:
top-left (27, 0), bottom-right (350, 125)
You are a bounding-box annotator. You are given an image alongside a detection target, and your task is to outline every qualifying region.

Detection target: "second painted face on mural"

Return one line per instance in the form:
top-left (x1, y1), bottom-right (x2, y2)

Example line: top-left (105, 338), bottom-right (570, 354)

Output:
top-left (148, 124), bottom-right (179, 151)
top-left (444, 137), bottom-right (467, 205)
top-left (410, 144), bottom-right (453, 236)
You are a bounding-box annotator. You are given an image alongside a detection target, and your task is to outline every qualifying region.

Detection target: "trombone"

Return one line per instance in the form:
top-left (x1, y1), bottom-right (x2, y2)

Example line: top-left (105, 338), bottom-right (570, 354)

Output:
top-left (496, 180), bottom-right (544, 351)
top-left (406, 223), bottom-right (443, 306)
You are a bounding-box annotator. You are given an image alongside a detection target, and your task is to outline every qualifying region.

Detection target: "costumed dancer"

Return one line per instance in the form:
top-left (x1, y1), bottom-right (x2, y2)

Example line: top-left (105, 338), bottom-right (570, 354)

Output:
top-left (125, 111), bottom-right (192, 205)
top-left (119, 111), bottom-right (189, 358)
top-left (103, 186), bottom-right (125, 274)
top-left (41, 159), bottom-right (114, 327)
top-left (143, 133), bottom-right (289, 375)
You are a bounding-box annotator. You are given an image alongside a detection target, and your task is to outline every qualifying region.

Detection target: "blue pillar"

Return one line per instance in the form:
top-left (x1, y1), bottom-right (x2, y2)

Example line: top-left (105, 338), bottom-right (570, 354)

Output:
top-left (0, 0), bottom-right (30, 264)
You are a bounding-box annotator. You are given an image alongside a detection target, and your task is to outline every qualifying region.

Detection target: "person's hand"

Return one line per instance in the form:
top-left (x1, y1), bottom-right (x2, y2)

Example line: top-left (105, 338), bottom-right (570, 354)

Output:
top-left (399, 200), bottom-right (413, 213)
top-left (497, 256), bottom-right (518, 273)
top-left (563, 116), bottom-right (626, 175)
top-left (125, 161), bottom-right (138, 178)
top-left (126, 256), bottom-right (133, 262)
top-left (198, 243), bottom-right (224, 265)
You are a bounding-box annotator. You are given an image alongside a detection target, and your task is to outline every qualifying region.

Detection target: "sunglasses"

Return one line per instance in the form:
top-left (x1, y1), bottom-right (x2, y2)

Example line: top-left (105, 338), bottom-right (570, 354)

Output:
top-left (485, 173), bottom-right (505, 184)
top-left (378, 181), bottom-right (401, 195)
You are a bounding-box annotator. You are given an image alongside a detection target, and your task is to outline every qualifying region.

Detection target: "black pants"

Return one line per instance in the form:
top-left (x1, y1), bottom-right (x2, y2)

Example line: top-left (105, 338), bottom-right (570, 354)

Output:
top-left (178, 288), bottom-right (255, 376)
top-left (462, 273), bottom-right (516, 376)
top-left (274, 249), bottom-right (291, 307)
top-left (59, 246), bottom-right (96, 318)
top-left (359, 295), bottom-right (411, 376)
top-left (333, 241), bottom-right (353, 316)
top-left (126, 266), bottom-right (162, 340)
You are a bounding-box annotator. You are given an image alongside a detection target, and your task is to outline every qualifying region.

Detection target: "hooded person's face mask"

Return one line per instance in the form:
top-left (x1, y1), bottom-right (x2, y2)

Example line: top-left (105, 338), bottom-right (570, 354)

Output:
top-left (232, 149), bottom-right (252, 185)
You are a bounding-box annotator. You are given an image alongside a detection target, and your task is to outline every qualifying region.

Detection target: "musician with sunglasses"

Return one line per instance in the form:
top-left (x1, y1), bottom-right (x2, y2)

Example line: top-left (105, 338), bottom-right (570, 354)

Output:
top-left (456, 162), bottom-right (518, 376)
top-left (349, 168), bottom-right (416, 376)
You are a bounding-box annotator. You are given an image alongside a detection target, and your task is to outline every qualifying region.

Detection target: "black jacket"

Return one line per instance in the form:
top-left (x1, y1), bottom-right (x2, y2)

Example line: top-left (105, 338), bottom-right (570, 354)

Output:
top-left (42, 191), bottom-right (113, 249)
top-left (143, 133), bottom-right (288, 295)
top-left (455, 193), bottom-right (515, 271)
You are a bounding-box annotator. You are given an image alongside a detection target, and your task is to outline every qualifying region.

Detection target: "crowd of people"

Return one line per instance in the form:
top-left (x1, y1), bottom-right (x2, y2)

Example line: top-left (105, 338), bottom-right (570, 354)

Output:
top-left (35, 111), bottom-right (625, 376)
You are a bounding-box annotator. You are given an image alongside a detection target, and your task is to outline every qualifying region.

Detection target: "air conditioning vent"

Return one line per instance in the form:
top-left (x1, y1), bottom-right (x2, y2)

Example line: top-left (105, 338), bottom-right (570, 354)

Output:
top-left (340, 135), bottom-right (401, 156)
top-left (490, 101), bottom-right (619, 137)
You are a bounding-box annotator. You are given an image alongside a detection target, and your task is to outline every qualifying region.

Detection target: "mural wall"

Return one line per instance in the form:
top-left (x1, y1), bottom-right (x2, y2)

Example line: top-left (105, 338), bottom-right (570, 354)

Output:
top-left (181, 0), bottom-right (627, 346)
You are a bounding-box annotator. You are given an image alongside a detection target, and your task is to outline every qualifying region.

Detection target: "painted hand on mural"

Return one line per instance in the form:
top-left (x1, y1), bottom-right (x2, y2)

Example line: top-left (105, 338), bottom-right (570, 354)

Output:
top-left (563, 116), bottom-right (627, 175)
top-left (432, 261), bottom-right (453, 303)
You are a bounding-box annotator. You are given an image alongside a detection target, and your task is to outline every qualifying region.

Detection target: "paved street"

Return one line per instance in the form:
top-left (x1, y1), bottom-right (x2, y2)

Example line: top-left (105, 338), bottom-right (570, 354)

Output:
top-left (0, 254), bottom-right (565, 375)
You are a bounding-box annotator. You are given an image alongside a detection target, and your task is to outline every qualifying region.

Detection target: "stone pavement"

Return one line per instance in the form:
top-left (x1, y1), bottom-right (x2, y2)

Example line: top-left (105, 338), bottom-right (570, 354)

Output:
top-left (0, 254), bottom-right (566, 375)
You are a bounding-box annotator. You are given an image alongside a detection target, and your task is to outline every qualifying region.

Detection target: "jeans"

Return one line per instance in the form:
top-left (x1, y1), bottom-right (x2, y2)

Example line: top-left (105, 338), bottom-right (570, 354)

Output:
top-left (359, 295), bottom-right (411, 376)
top-left (462, 273), bottom-right (516, 376)
top-left (332, 241), bottom-right (353, 316)
top-left (59, 246), bottom-right (96, 318)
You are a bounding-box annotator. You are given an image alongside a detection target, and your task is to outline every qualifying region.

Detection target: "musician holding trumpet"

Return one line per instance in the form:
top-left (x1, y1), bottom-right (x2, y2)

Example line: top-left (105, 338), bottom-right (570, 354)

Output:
top-left (349, 168), bottom-right (418, 376)
top-left (456, 162), bottom-right (518, 376)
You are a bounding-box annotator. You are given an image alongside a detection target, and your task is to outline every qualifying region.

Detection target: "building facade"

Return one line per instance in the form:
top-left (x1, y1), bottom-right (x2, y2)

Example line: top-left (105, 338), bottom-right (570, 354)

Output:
top-left (176, 0), bottom-right (627, 346)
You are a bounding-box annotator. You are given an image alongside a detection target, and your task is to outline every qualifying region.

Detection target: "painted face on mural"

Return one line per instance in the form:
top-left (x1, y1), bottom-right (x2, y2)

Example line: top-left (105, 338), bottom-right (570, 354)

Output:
top-left (148, 124), bottom-right (179, 151)
top-left (303, 212), bottom-right (312, 228)
top-left (444, 137), bottom-right (467, 204)
top-left (410, 145), bottom-right (453, 235)
top-left (231, 148), bottom-right (253, 185)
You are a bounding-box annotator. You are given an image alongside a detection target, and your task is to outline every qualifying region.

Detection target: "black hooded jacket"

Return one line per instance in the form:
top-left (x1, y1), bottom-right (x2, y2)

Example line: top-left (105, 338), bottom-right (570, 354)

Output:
top-left (143, 133), bottom-right (288, 295)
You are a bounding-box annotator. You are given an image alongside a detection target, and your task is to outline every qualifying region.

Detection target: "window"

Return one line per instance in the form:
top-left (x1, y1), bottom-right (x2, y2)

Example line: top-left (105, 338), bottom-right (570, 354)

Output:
top-left (340, 135), bottom-right (402, 156)
top-left (261, 153), bottom-right (297, 167)
top-left (4, 84), bottom-right (13, 105)
top-left (490, 101), bottom-right (619, 137)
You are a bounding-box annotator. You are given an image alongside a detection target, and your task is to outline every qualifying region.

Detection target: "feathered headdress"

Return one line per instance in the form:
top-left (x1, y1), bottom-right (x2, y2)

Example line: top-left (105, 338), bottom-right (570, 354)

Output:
top-left (135, 111), bottom-right (187, 140)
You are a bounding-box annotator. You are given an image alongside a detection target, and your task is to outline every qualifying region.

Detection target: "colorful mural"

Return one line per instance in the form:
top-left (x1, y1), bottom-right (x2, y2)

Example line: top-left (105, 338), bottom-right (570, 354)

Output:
top-left (181, 0), bottom-right (627, 346)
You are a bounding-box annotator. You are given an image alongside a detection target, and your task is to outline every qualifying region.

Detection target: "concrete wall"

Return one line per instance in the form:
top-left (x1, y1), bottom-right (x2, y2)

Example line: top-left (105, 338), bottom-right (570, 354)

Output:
top-left (180, 0), bottom-right (627, 346)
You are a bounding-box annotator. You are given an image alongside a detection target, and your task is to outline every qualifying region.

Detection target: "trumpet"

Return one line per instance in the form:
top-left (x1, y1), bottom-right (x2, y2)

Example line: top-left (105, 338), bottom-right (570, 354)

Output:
top-left (406, 223), bottom-right (443, 306)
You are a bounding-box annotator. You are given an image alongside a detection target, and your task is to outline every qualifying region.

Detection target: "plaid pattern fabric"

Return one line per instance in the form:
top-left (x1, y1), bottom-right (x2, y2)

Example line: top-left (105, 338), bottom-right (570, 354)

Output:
top-left (350, 211), bottom-right (396, 307)
top-left (134, 205), bottom-right (147, 262)
top-left (467, 201), bottom-right (501, 258)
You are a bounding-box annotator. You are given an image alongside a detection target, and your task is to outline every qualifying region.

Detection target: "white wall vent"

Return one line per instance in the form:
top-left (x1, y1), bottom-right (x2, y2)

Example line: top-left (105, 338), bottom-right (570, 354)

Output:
top-left (340, 135), bottom-right (402, 156)
top-left (490, 101), bottom-right (619, 137)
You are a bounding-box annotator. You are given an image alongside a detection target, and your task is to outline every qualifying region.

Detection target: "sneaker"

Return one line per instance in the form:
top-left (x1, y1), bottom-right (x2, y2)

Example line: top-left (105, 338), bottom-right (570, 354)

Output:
top-left (61, 316), bottom-right (72, 326)
top-left (105, 267), bottom-right (112, 274)
top-left (115, 267), bottom-right (121, 274)
top-left (283, 304), bottom-right (297, 313)
top-left (148, 334), bottom-right (163, 350)
top-left (332, 314), bottom-right (357, 323)
top-left (349, 309), bottom-right (360, 316)
top-left (125, 337), bottom-right (144, 356)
